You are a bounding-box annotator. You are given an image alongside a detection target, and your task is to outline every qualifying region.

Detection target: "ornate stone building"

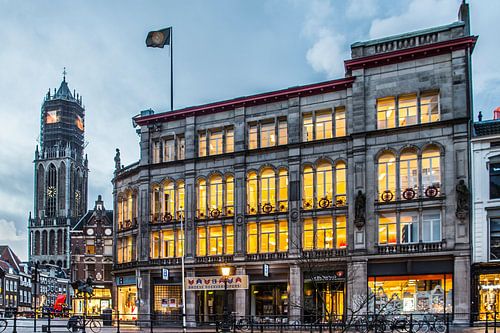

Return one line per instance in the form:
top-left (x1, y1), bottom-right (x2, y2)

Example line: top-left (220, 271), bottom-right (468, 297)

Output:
top-left (29, 74), bottom-right (88, 270)
top-left (71, 195), bottom-right (114, 315)
top-left (113, 4), bottom-right (475, 325)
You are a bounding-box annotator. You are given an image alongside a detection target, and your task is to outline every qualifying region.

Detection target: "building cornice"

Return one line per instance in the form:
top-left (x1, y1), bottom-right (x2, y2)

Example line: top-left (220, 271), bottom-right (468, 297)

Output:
top-left (344, 36), bottom-right (478, 71)
top-left (133, 77), bottom-right (356, 126)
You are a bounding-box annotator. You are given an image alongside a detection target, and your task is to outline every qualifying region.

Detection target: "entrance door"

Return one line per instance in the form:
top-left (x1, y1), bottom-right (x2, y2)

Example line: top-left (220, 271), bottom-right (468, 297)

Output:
top-left (196, 290), bottom-right (235, 324)
top-left (304, 281), bottom-right (345, 323)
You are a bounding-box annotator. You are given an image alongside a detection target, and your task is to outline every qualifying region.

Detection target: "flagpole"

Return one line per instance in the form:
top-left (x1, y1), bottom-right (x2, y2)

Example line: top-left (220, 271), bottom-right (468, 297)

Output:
top-left (170, 28), bottom-right (174, 111)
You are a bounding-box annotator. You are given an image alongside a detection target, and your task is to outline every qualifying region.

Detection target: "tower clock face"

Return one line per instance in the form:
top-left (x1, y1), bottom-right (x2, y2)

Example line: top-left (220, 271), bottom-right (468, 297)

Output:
top-left (86, 228), bottom-right (94, 236)
top-left (47, 186), bottom-right (57, 198)
top-left (104, 228), bottom-right (112, 236)
top-left (75, 190), bottom-right (81, 202)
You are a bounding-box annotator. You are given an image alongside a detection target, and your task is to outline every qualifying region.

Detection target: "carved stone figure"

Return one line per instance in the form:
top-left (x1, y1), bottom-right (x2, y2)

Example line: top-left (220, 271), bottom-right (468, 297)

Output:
top-left (455, 179), bottom-right (470, 220)
top-left (114, 148), bottom-right (121, 171)
top-left (354, 190), bottom-right (366, 229)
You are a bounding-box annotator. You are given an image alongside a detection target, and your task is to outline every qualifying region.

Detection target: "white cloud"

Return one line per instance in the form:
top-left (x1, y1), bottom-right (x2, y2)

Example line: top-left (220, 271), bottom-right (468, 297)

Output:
top-left (346, 0), bottom-right (377, 19)
top-left (303, 0), bottom-right (347, 78)
top-left (369, 0), bottom-right (458, 39)
top-left (0, 219), bottom-right (28, 260)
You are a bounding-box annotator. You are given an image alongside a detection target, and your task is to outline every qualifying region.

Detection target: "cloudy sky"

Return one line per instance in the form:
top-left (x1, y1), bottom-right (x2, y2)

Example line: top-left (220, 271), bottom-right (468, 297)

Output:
top-left (0, 0), bottom-right (498, 260)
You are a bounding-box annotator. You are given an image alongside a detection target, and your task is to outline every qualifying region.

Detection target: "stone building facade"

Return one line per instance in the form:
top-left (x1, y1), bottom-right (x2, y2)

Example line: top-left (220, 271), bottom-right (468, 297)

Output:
top-left (29, 75), bottom-right (88, 270)
top-left (71, 195), bottom-right (114, 315)
top-left (112, 5), bottom-right (476, 324)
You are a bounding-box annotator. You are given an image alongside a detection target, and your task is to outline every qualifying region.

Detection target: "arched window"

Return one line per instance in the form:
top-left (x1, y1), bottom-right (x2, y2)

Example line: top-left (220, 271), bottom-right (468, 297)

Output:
top-left (260, 168), bottom-right (276, 212)
top-left (335, 162), bottom-right (347, 206)
top-left (422, 145), bottom-right (441, 191)
top-left (36, 165), bottom-right (44, 214)
top-left (34, 231), bottom-right (40, 255)
top-left (209, 175), bottom-right (223, 215)
top-left (57, 230), bottom-right (63, 255)
top-left (378, 152), bottom-right (396, 201)
top-left (400, 149), bottom-right (418, 197)
top-left (278, 169), bottom-right (288, 212)
top-left (151, 185), bottom-right (161, 222)
top-left (58, 162), bottom-right (66, 210)
top-left (117, 195), bottom-right (124, 226)
top-left (49, 230), bottom-right (55, 255)
top-left (41, 231), bottom-right (48, 255)
top-left (197, 179), bottom-right (207, 218)
top-left (164, 181), bottom-right (175, 215)
top-left (225, 176), bottom-right (234, 216)
top-left (177, 181), bottom-right (185, 219)
top-left (303, 166), bottom-right (314, 209)
top-left (247, 172), bottom-right (258, 214)
top-left (316, 162), bottom-right (333, 204)
top-left (46, 164), bottom-right (57, 217)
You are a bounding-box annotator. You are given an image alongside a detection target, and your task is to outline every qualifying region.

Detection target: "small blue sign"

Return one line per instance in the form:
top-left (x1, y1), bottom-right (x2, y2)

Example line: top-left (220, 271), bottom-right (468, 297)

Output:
top-left (263, 264), bottom-right (269, 277)
top-left (162, 268), bottom-right (169, 280)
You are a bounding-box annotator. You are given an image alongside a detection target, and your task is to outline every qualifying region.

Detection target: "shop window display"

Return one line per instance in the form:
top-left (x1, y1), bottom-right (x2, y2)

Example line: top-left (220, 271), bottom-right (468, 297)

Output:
top-left (368, 274), bottom-right (452, 314)
top-left (154, 285), bottom-right (182, 320)
top-left (478, 274), bottom-right (500, 319)
top-left (304, 279), bottom-right (345, 323)
top-left (117, 286), bottom-right (138, 320)
top-left (250, 283), bottom-right (288, 319)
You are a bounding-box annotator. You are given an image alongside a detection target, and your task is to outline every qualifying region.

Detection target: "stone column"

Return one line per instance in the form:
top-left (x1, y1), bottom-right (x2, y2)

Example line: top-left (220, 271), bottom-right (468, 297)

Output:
top-left (137, 269), bottom-right (151, 327)
top-left (185, 269), bottom-right (196, 327)
top-left (347, 259), bottom-right (368, 315)
top-left (453, 255), bottom-right (470, 324)
top-left (289, 264), bottom-right (302, 322)
top-left (234, 267), bottom-right (248, 319)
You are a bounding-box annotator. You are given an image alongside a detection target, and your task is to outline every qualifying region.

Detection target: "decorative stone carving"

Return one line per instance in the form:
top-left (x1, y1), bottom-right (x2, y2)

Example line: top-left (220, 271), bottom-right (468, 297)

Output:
top-left (236, 215), bottom-right (244, 226)
top-left (186, 219), bottom-right (193, 230)
top-left (114, 148), bottom-right (121, 171)
top-left (291, 210), bottom-right (299, 223)
top-left (455, 179), bottom-right (470, 221)
top-left (354, 190), bottom-right (366, 229)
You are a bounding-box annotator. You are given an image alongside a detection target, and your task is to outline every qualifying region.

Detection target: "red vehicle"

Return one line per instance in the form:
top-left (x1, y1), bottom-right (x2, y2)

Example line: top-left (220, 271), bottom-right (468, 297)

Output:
top-left (51, 295), bottom-right (70, 317)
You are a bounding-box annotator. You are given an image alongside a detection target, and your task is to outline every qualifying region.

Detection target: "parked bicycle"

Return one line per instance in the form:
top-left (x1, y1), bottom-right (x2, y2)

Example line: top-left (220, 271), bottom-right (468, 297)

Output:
top-left (0, 318), bottom-right (7, 333)
top-left (67, 315), bottom-right (102, 333)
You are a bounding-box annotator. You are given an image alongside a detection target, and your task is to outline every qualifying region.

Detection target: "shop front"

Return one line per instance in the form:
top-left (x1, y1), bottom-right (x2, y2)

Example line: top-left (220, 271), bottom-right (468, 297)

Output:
top-left (186, 274), bottom-right (247, 324)
top-left (116, 276), bottom-right (138, 320)
top-left (303, 270), bottom-right (346, 323)
top-left (368, 259), bottom-right (453, 314)
top-left (152, 280), bottom-right (183, 322)
top-left (472, 263), bottom-right (500, 320)
top-left (250, 282), bottom-right (288, 320)
top-left (73, 287), bottom-right (112, 316)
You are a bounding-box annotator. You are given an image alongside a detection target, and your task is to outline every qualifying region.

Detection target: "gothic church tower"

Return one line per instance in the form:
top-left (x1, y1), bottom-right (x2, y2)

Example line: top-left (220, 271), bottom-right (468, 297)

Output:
top-left (29, 73), bottom-right (88, 269)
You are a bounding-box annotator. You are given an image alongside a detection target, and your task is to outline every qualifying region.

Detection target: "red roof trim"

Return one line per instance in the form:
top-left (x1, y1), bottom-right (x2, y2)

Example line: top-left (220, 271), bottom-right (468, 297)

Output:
top-left (344, 36), bottom-right (478, 71)
top-left (134, 77), bottom-right (355, 125)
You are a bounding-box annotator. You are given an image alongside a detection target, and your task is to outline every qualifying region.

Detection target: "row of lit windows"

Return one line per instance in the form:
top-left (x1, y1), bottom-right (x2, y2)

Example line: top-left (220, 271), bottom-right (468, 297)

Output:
top-left (150, 230), bottom-right (184, 258)
top-left (249, 119), bottom-right (288, 149)
top-left (151, 181), bottom-right (185, 221)
top-left (377, 146), bottom-right (441, 201)
top-left (303, 162), bottom-right (346, 209)
top-left (117, 235), bottom-right (136, 263)
top-left (303, 107), bottom-right (346, 141)
top-left (117, 192), bottom-right (137, 226)
top-left (303, 216), bottom-right (346, 250)
top-left (199, 128), bottom-right (234, 157)
top-left (152, 136), bottom-right (185, 164)
top-left (378, 211), bottom-right (441, 245)
top-left (377, 92), bottom-right (439, 130)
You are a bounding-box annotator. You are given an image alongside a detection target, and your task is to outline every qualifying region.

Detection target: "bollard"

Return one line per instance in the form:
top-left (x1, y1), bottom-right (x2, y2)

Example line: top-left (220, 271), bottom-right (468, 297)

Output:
top-left (13, 309), bottom-right (17, 333)
top-left (409, 314), bottom-right (413, 333)
top-left (47, 311), bottom-right (51, 333)
top-left (117, 311), bottom-right (121, 333)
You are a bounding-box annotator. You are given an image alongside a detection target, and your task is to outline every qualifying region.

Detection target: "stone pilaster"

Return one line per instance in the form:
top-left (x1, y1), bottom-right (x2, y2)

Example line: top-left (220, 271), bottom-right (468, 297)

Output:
top-left (289, 264), bottom-right (302, 322)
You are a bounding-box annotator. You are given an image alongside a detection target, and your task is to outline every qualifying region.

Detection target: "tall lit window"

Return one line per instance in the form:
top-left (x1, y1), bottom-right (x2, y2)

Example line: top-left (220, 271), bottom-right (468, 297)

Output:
top-left (421, 92), bottom-right (440, 123)
top-left (260, 222), bottom-right (276, 253)
top-left (163, 230), bottom-right (175, 257)
top-left (317, 162), bottom-right (333, 202)
top-left (209, 131), bottom-right (223, 155)
top-left (247, 172), bottom-right (258, 214)
top-left (199, 133), bottom-right (207, 157)
top-left (398, 94), bottom-right (418, 126)
top-left (151, 185), bottom-right (161, 221)
top-left (278, 169), bottom-right (288, 211)
top-left (336, 216), bottom-right (347, 248)
top-left (335, 162), bottom-right (347, 205)
top-left (163, 138), bottom-right (175, 162)
top-left (209, 226), bottom-right (223, 255)
top-left (177, 181), bottom-right (185, 219)
top-left (209, 175), bottom-right (223, 215)
top-left (278, 221), bottom-right (288, 252)
top-left (46, 110), bottom-right (60, 124)
top-left (177, 229), bottom-right (184, 257)
top-left (247, 223), bottom-right (258, 254)
top-left (378, 212), bottom-right (397, 245)
top-left (317, 217), bottom-right (334, 249)
top-left (260, 168), bottom-right (276, 210)
top-left (226, 176), bottom-right (234, 216)
top-left (164, 181), bottom-right (175, 215)
top-left (423, 212), bottom-right (441, 242)
top-left (378, 152), bottom-right (396, 201)
top-left (303, 166), bottom-right (314, 209)
top-left (303, 114), bottom-right (314, 141)
top-left (377, 97), bottom-right (396, 129)
top-left (249, 125), bottom-right (258, 149)
top-left (303, 219), bottom-right (314, 250)
top-left (400, 149), bottom-right (418, 194)
top-left (278, 120), bottom-right (288, 145)
top-left (197, 179), bottom-right (207, 218)
top-left (315, 111), bottom-right (333, 140)
top-left (197, 227), bottom-right (207, 256)
top-left (422, 146), bottom-right (441, 190)
top-left (335, 107), bottom-right (346, 137)
top-left (226, 129), bottom-right (234, 153)
top-left (152, 141), bottom-right (161, 164)
top-left (226, 225), bottom-right (234, 254)
top-left (261, 122), bottom-right (276, 148)
top-left (400, 211), bottom-right (419, 244)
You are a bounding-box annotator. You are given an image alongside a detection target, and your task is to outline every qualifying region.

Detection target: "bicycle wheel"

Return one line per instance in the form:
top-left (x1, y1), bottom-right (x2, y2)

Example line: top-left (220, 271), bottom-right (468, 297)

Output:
top-left (89, 320), bottom-right (102, 333)
top-left (433, 319), bottom-right (446, 333)
top-left (0, 320), bottom-right (7, 333)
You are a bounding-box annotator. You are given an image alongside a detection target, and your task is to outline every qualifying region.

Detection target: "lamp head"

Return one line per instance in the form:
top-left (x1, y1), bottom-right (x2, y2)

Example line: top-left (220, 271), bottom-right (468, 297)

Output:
top-left (221, 266), bottom-right (231, 277)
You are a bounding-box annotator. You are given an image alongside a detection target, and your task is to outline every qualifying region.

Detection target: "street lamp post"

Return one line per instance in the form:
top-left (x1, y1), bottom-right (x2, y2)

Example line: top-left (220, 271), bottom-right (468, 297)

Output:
top-left (221, 266), bottom-right (231, 333)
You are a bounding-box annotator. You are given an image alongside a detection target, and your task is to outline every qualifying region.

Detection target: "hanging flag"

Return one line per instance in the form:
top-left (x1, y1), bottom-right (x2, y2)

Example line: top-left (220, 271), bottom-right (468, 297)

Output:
top-left (146, 27), bottom-right (171, 48)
